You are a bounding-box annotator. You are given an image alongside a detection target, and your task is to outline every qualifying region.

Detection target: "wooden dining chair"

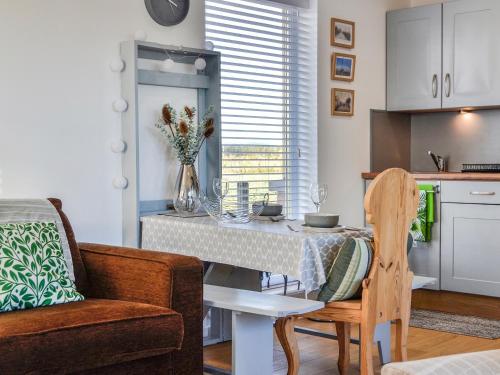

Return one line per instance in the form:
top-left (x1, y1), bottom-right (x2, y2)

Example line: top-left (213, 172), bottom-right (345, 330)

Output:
top-left (275, 168), bottom-right (419, 375)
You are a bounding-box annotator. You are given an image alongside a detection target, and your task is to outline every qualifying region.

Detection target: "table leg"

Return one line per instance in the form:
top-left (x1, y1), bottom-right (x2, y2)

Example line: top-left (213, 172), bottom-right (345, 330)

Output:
top-left (374, 321), bottom-right (391, 365)
top-left (232, 311), bottom-right (274, 375)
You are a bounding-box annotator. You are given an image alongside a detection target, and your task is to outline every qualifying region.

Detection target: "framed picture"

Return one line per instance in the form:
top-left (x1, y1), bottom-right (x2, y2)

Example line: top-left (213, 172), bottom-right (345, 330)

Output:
top-left (331, 53), bottom-right (356, 82)
top-left (332, 88), bottom-right (355, 116)
top-left (331, 18), bottom-right (355, 49)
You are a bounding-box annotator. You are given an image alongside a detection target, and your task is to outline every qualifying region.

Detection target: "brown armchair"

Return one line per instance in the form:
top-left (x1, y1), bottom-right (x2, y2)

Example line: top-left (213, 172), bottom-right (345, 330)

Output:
top-left (0, 199), bottom-right (203, 375)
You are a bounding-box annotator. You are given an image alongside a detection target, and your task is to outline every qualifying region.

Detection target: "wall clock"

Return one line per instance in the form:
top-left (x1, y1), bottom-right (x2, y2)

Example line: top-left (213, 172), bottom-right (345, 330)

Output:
top-left (145, 0), bottom-right (190, 26)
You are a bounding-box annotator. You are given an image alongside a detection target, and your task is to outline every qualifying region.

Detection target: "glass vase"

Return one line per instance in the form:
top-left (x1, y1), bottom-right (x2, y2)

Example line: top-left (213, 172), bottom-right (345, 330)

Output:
top-left (174, 164), bottom-right (201, 216)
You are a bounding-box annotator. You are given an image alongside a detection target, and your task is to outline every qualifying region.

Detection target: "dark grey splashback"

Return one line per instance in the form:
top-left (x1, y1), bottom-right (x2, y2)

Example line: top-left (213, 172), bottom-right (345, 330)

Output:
top-left (411, 110), bottom-right (500, 172)
top-left (370, 110), bottom-right (411, 172)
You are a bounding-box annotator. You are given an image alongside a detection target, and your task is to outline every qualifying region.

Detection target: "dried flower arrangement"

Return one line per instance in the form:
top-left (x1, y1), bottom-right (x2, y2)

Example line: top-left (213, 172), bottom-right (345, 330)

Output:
top-left (155, 104), bottom-right (215, 165)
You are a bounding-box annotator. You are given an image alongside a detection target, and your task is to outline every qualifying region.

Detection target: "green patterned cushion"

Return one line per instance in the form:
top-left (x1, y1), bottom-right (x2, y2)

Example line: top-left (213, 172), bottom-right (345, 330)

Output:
top-left (317, 237), bottom-right (373, 302)
top-left (0, 222), bottom-right (84, 312)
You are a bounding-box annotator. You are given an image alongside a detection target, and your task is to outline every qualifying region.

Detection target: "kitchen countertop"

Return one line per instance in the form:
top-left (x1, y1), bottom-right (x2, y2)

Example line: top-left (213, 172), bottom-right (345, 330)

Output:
top-left (362, 172), bottom-right (500, 181)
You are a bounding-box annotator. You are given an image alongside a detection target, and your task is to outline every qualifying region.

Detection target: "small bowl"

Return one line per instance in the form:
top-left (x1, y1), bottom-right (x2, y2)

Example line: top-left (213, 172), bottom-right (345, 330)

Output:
top-left (252, 203), bottom-right (283, 217)
top-left (304, 213), bottom-right (340, 228)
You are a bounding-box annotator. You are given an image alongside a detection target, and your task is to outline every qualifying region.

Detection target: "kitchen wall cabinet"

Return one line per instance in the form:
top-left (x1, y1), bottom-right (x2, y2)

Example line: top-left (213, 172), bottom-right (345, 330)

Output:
top-left (387, 5), bottom-right (442, 111)
top-left (387, 0), bottom-right (500, 111)
top-left (441, 202), bottom-right (500, 298)
top-left (442, 0), bottom-right (500, 109)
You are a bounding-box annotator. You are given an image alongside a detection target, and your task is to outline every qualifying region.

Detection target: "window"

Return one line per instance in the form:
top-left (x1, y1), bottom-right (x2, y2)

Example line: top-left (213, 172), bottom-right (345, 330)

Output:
top-left (205, 0), bottom-right (317, 217)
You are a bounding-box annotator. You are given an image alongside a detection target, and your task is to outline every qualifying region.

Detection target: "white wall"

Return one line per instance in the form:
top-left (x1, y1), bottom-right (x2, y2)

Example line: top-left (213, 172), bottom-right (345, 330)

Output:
top-left (0, 0), bottom-right (204, 244)
top-left (411, 0), bottom-right (446, 6)
top-left (1, 0), bottom-right (421, 240)
top-left (317, 0), bottom-right (411, 226)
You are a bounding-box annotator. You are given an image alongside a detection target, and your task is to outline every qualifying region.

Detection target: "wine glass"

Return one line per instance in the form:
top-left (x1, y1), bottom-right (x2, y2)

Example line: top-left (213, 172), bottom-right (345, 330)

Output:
top-left (310, 183), bottom-right (328, 213)
top-left (213, 178), bottom-right (229, 216)
top-left (213, 178), bottom-right (229, 200)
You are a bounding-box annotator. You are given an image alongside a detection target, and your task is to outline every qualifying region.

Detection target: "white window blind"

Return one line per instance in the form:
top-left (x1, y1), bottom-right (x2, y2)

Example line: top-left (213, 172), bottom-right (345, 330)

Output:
top-left (205, 0), bottom-right (317, 216)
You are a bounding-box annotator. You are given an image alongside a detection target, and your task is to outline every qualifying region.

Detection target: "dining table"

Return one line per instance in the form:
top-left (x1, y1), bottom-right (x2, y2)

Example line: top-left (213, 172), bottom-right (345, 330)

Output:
top-left (140, 213), bottom-right (396, 370)
top-left (141, 214), bottom-right (372, 295)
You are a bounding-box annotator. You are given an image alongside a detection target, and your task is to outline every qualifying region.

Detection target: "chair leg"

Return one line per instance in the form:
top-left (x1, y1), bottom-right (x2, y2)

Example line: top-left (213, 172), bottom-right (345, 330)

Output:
top-left (395, 278), bottom-right (412, 362)
top-left (335, 321), bottom-right (351, 375)
top-left (395, 316), bottom-right (410, 362)
top-left (360, 320), bottom-right (375, 375)
top-left (275, 316), bottom-right (299, 375)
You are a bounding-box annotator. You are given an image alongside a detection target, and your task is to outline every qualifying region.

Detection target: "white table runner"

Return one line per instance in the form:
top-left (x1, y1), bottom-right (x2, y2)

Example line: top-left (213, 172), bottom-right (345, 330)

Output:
top-left (142, 215), bottom-right (371, 293)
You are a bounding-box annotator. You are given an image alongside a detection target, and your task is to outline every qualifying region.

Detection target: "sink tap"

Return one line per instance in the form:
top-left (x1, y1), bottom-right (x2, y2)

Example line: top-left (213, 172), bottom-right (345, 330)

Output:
top-left (428, 151), bottom-right (447, 172)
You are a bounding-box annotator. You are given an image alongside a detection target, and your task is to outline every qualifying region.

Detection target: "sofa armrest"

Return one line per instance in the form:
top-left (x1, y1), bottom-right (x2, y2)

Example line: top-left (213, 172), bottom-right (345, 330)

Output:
top-left (78, 243), bottom-right (203, 308)
top-left (78, 243), bottom-right (204, 374)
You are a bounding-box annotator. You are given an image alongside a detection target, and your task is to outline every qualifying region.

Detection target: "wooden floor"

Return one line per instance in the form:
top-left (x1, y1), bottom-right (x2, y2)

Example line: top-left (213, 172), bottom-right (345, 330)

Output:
top-left (204, 318), bottom-right (500, 374)
top-left (412, 289), bottom-right (500, 320)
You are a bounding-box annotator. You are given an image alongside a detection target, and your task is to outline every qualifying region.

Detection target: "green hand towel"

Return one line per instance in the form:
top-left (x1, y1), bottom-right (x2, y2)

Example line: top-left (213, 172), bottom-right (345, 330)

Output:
top-left (410, 184), bottom-right (435, 242)
top-left (422, 184), bottom-right (435, 241)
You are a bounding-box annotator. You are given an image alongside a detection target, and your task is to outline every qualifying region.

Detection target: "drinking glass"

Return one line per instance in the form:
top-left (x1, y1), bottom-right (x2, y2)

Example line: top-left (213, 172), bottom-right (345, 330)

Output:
top-left (310, 183), bottom-right (328, 213)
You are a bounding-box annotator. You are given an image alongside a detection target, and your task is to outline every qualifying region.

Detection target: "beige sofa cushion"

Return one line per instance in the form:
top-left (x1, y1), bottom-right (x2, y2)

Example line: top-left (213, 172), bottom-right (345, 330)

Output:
top-left (382, 350), bottom-right (500, 375)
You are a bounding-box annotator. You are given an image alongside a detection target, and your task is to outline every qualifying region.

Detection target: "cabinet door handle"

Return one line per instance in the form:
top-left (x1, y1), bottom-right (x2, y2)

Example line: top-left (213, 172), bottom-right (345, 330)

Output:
top-left (432, 74), bottom-right (438, 98)
top-left (469, 191), bottom-right (496, 196)
top-left (445, 73), bottom-right (451, 97)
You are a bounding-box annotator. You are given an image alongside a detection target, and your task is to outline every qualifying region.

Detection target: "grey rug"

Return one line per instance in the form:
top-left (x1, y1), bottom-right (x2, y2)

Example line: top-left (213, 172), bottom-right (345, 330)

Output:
top-left (410, 309), bottom-right (500, 339)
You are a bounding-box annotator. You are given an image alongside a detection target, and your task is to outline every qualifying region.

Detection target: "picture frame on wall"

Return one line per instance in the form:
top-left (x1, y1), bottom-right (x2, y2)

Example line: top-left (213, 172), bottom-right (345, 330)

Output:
top-left (332, 88), bottom-right (355, 116)
top-left (331, 52), bottom-right (356, 82)
top-left (331, 18), bottom-right (355, 49)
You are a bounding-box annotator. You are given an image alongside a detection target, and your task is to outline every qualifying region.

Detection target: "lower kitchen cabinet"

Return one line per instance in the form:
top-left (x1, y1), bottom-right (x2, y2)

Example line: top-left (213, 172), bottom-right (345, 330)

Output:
top-left (441, 203), bottom-right (500, 297)
top-left (408, 181), bottom-right (441, 290)
top-left (365, 179), bottom-right (441, 289)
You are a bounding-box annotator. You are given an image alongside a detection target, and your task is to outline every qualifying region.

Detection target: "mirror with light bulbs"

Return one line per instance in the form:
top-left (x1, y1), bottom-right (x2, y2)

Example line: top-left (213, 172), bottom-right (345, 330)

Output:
top-left (117, 40), bottom-right (221, 246)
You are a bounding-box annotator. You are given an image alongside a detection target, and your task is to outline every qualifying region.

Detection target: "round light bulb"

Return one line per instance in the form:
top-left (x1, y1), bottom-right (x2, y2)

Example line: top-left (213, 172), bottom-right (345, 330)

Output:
top-left (161, 58), bottom-right (175, 72)
top-left (205, 41), bottom-right (215, 50)
top-left (112, 98), bottom-right (128, 113)
top-left (134, 30), bottom-right (147, 41)
top-left (112, 176), bottom-right (128, 189)
top-left (110, 140), bottom-right (126, 153)
top-left (109, 57), bottom-right (125, 72)
top-left (194, 57), bottom-right (207, 70)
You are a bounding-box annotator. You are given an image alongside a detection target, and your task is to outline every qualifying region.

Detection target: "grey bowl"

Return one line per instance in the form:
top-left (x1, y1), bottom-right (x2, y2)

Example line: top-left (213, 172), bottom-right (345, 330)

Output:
top-left (253, 203), bottom-right (283, 216)
top-left (304, 213), bottom-right (340, 228)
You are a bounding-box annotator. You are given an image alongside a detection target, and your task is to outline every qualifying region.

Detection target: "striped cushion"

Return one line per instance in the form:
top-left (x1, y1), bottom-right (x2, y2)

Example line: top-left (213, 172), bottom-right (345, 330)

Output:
top-left (317, 237), bottom-right (373, 302)
top-left (407, 232), bottom-right (414, 254)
